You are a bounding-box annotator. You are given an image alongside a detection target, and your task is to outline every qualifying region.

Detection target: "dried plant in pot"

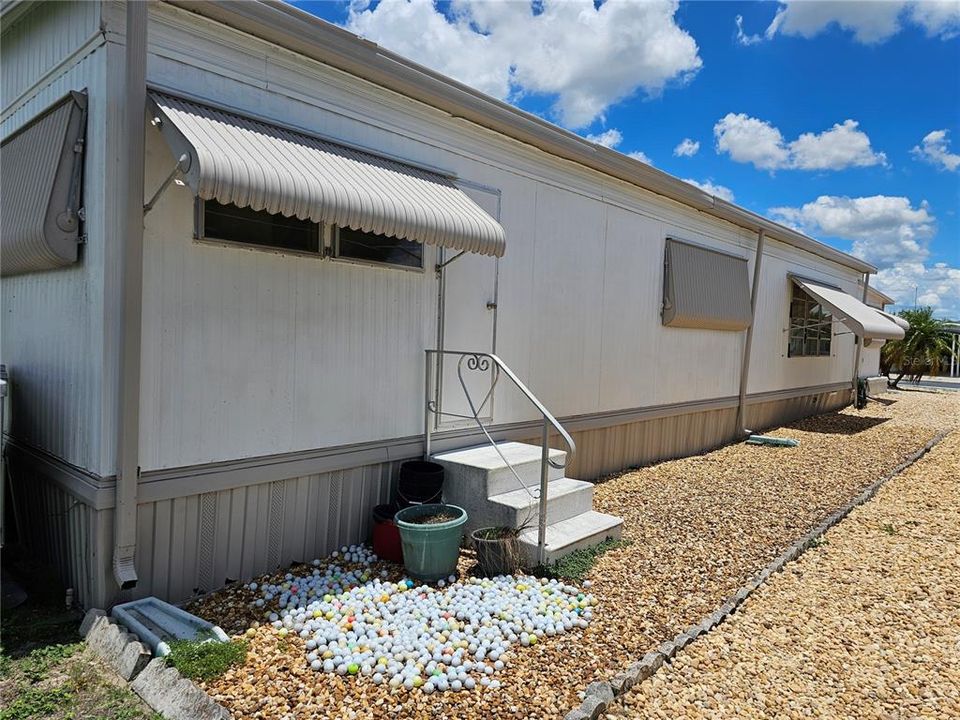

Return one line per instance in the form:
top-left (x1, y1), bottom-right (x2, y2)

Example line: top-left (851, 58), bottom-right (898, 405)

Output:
top-left (471, 526), bottom-right (523, 577)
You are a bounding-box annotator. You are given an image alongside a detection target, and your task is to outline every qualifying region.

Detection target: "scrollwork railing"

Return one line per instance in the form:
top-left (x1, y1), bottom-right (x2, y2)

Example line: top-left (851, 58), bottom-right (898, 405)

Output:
top-left (424, 350), bottom-right (576, 565)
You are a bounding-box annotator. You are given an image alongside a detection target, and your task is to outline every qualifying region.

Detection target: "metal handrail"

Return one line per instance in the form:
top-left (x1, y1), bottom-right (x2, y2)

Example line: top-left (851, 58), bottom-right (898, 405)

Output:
top-left (424, 350), bottom-right (576, 565)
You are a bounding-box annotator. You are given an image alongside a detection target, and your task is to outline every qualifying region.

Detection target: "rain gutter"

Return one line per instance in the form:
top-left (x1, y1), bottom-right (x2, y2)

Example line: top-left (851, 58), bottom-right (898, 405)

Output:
top-left (114, 0), bottom-right (147, 590)
top-left (736, 229), bottom-right (765, 434)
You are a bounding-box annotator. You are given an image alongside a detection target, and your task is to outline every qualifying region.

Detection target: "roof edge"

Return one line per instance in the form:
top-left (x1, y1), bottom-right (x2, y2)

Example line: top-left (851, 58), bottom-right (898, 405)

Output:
top-left (163, 0), bottom-right (876, 275)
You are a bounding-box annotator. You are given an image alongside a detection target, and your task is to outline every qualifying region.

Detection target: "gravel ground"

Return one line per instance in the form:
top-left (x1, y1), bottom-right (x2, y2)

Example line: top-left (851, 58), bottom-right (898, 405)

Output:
top-left (191, 390), bottom-right (959, 719)
top-left (611, 407), bottom-right (960, 720)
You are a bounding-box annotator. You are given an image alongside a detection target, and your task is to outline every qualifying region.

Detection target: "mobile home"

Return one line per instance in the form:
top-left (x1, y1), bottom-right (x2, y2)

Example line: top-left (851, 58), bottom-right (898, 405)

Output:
top-left (0, 0), bottom-right (905, 609)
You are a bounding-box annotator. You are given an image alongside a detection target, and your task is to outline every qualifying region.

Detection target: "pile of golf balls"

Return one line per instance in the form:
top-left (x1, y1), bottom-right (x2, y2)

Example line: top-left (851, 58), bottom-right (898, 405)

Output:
top-left (249, 544), bottom-right (595, 693)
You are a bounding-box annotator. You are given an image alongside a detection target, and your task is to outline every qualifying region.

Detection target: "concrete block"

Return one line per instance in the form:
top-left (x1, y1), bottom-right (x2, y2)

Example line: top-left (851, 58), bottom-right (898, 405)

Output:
top-left (642, 651), bottom-right (664, 675)
top-left (674, 632), bottom-right (694, 650)
top-left (131, 658), bottom-right (231, 720)
top-left (564, 709), bottom-right (590, 720)
top-left (610, 671), bottom-right (633, 695)
top-left (116, 639), bottom-right (152, 681)
top-left (580, 695), bottom-right (606, 720)
top-left (584, 681), bottom-right (614, 704)
top-left (80, 608), bottom-right (106, 638)
top-left (85, 615), bottom-right (153, 681)
top-left (657, 640), bottom-right (676, 660)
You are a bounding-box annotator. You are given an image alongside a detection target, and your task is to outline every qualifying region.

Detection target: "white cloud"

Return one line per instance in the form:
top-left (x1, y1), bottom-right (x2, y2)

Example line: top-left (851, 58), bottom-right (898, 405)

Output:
top-left (874, 262), bottom-right (960, 318)
top-left (673, 138), bottom-right (700, 157)
top-left (769, 193), bottom-right (958, 318)
top-left (789, 119), bottom-right (888, 170)
top-left (735, 14), bottom-right (764, 45)
top-left (346, 0), bottom-right (703, 128)
top-left (682, 178), bottom-right (735, 202)
top-left (714, 113), bottom-right (790, 170)
top-left (769, 195), bottom-right (935, 265)
top-left (627, 150), bottom-right (654, 165)
top-left (912, 129), bottom-right (960, 171)
top-left (714, 113), bottom-right (886, 171)
top-left (762, 1), bottom-right (960, 44)
top-left (910, 1), bottom-right (960, 39)
top-left (585, 128), bottom-right (624, 149)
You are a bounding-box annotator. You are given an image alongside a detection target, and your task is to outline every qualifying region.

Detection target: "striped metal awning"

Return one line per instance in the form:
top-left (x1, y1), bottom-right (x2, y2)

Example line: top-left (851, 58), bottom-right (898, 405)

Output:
top-left (1, 91), bottom-right (87, 276)
top-left (792, 278), bottom-right (905, 341)
top-left (149, 93), bottom-right (506, 257)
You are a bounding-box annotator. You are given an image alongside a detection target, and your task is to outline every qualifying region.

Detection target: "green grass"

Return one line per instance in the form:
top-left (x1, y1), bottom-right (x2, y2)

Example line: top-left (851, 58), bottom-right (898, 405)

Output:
top-left (533, 537), bottom-right (633, 583)
top-left (165, 638), bottom-right (248, 682)
top-left (1, 546), bottom-right (159, 720)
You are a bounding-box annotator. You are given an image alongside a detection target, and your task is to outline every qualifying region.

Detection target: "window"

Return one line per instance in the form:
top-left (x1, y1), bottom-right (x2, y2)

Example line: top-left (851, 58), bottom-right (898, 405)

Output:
top-left (788, 286), bottom-right (833, 357)
top-left (335, 226), bottom-right (423, 270)
top-left (200, 200), bottom-right (320, 254)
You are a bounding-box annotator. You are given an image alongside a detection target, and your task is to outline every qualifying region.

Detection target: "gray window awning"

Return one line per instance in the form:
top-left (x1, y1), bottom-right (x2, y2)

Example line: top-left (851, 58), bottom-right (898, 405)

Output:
top-left (148, 93), bottom-right (506, 258)
top-left (874, 308), bottom-right (910, 332)
top-left (1, 91), bottom-right (87, 276)
top-left (792, 277), bottom-right (905, 341)
top-left (662, 238), bottom-right (752, 331)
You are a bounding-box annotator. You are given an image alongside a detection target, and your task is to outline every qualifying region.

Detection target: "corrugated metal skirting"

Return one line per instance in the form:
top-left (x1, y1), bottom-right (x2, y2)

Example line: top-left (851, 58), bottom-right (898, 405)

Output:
top-left (9, 386), bottom-right (849, 608)
top-left (133, 461), bottom-right (400, 603)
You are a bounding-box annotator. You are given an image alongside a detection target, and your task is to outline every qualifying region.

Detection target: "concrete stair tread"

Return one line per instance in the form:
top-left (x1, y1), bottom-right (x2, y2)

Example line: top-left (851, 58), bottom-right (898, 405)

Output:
top-left (519, 511), bottom-right (623, 555)
top-left (489, 478), bottom-right (593, 510)
top-left (431, 441), bottom-right (565, 470)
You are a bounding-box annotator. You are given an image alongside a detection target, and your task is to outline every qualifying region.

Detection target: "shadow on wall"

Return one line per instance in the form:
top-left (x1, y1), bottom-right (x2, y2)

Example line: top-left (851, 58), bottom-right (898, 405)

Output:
top-left (789, 413), bottom-right (890, 436)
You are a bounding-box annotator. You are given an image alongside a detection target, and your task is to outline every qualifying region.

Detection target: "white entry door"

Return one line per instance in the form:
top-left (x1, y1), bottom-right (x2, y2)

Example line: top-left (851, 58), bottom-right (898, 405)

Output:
top-left (436, 184), bottom-right (500, 428)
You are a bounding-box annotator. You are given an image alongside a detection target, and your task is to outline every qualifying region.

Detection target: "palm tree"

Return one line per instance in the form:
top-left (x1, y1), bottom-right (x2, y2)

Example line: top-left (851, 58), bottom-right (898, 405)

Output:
top-left (881, 307), bottom-right (956, 388)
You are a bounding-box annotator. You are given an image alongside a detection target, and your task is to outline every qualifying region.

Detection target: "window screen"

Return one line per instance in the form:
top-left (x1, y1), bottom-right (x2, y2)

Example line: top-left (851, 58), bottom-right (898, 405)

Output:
top-left (336, 227), bottom-right (423, 269)
top-left (201, 200), bottom-right (320, 254)
top-left (788, 286), bottom-right (833, 357)
top-left (662, 238), bottom-right (752, 331)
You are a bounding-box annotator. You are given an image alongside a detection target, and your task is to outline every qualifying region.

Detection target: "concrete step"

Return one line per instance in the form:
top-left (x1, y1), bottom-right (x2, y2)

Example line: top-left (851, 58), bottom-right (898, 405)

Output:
top-left (518, 511), bottom-right (623, 566)
top-left (431, 441), bottom-right (566, 497)
top-left (488, 478), bottom-right (594, 528)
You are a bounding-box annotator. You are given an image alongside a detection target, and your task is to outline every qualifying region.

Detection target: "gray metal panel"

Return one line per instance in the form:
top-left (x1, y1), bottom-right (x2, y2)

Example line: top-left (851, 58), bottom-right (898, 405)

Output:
top-left (662, 238), bottom-right (752, 331)
top-left (149, 92), bottom-right (506, 257)
top-left (1, 90), bottom-right (86, 275)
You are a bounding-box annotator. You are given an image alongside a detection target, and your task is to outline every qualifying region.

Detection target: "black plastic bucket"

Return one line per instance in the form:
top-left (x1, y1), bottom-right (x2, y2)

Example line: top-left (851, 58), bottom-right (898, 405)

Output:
top-left (396, 460), bottom-right (445, 509)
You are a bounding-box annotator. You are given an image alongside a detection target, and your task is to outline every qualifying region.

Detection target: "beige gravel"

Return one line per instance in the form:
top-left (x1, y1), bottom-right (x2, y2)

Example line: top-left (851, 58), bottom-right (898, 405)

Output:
top-left (191, 390), bottom-right (960, 719)
top-left (612, 406), bottom-right (960, 720)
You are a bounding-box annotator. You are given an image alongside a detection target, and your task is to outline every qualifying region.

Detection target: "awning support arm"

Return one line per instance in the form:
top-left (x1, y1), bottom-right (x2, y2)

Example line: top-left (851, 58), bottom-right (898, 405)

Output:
top-left (143, 153), bottom-right (190, 215)
top-left (435, 249), bottom-right (466, 274)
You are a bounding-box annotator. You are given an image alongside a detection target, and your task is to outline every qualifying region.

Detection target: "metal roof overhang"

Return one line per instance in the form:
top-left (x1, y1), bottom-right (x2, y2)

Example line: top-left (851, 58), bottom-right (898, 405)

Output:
top-left (149, 92), bottom-right (506, 257)
top-left (792, 277), bottom-right (905, 341)
top-left (165, 0), bottom-right (875, 275)
top-left (874, 309), bottom-right (910, 332)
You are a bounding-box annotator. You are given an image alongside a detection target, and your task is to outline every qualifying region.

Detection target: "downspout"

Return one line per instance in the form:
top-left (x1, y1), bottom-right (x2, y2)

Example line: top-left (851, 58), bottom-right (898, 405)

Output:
top-left (113, 0), bottom-right (147, 590)
top-left (735, 229), bottom-right (765, 434)
top-left (851, 272), bottom-right (870, 399)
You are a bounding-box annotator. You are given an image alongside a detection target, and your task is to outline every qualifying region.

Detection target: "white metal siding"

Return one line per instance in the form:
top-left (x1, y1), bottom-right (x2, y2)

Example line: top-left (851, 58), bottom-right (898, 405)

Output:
top-left (1, 31), bottom-right (111, 474)
top-left (0, 0), bottom-right (101, 115)
top-left (135, 5), bottom-right (864, 472)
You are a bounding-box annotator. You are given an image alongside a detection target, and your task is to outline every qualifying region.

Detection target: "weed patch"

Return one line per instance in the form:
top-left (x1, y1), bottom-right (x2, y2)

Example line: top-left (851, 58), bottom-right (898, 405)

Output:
top-left (165, 638), bottom-right (248, 682)
top-left (533, 538), bottom-right (633, 583)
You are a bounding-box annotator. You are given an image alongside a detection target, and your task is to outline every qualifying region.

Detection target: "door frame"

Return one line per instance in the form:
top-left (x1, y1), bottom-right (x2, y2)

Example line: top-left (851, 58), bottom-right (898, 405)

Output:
top-left (433, 180), bottom-right (501, 429)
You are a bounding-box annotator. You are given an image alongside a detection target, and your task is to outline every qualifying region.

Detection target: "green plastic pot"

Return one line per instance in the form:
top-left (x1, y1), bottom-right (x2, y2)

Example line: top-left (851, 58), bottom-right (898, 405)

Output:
top-left (394, 503), bottom-right (467, 582)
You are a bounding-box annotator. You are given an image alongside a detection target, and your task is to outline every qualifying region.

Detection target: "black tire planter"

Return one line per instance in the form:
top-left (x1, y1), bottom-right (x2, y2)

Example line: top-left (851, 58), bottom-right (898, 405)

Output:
top-left (471, 527), bottom-right (523, 577)
top-left (397, 460), bottom-right (445, 509)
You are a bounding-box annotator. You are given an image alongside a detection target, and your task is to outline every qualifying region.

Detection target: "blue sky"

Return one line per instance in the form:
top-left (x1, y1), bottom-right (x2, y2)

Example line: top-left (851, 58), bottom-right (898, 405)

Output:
top-left (294, 1), bottom-right (959, 317)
